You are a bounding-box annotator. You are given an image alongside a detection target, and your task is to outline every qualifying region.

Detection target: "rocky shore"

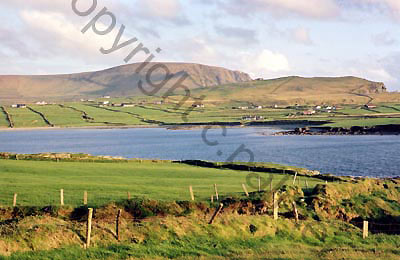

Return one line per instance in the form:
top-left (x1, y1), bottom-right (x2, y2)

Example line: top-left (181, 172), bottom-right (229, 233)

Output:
top-left (274, 124), bottom-right (400, 136)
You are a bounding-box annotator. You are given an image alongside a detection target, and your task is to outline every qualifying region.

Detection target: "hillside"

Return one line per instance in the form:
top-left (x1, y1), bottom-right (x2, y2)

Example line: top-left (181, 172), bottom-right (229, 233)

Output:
top-left (193, 76), bottom-right (397, 105)
top-left (0, 63), bottom-right (252, 103)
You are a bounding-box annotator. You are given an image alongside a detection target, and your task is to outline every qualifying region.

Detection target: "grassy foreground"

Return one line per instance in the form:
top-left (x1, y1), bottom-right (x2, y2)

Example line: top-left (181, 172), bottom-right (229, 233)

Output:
top-left (0, 213), bottom-right (399, 260)
top-left (0, 157), bottom-right (399, 259)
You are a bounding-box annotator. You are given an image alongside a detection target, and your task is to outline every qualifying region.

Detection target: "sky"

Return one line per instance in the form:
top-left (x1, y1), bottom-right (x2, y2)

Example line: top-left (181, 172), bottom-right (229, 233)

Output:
top-left (1, 0), bottom-right (400, 90)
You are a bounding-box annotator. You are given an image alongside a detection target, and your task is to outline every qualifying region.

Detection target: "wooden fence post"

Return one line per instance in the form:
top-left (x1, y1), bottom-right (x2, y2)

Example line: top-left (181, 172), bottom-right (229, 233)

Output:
top-left (116, 209), bottom-right (122, 241)
top-left (292, 172), bottom-right (298, 185)
top-left (363, 221), bottom-right (369, 239)
top-left (214, 184), bottom-right (219, 201)
top-left (189, 186), bottom-right (195, 201)
top-left (242, 184), bottom-right (249, 197)
top-left (127, 192), bottom-right (131, 200)
top-left (211, 195), bottom-right (214, 203)
top-left (83, 191), bottom-right (88, 205)
top-left (208, 203), bottom-right (224, 224)
top-left (258, 175), bottom-right (261, 192)
top-left (305, 180), bottom-right (309, 189)
top-left (86, 208), bottom-right (93, 249)
top-left (270, 181), bottom-right (273, 192)
top-left (292, 201), bottom-right (299, 223)
top-left (60, 189), bottom-right (64, 206)
top-left (13, 193), bottom-right (17, 207)
top-left (273, 192), bottom-right (279, 220)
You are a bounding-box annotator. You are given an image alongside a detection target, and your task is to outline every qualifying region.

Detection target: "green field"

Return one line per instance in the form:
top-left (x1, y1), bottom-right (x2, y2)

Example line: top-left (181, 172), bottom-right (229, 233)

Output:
top-left (68, 104), bottom-right (145, 126)
top-left (0, 158), bottom-right (399, 259)
top-left (0, 107), bottom-right (9, 128)
top-left (6, 107), bottom-right (48, 128)
top-left (3, 101), bottom-right (400, 129)
top-left (327, 117), bottom-right (400, 127)
top-left (28, 105), bottom-right (88, 127)
top-left (0, 159), bottom-right (323, 207)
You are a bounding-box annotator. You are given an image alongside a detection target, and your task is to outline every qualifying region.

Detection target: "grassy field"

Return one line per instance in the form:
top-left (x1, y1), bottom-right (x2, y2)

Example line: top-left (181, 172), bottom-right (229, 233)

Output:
top-left (0, 107), bottom-right (9, 128)
top-left (0, 158), bottom-right (398, 259)
top-left (0, 159), bottom-right (324, 207)
top-left (6, 107), bottom-right (48, 128)
top-left (3, 101), bottom-right (400, 128)
top-left (326, 117), bottom-right (400, 127)
top-left (28, 105), bottom-right (88, 127)
top-left (68, 104), bottom-right (145, 126)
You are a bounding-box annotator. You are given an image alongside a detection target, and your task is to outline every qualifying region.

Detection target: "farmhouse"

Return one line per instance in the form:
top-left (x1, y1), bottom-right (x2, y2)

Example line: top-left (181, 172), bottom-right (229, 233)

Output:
top-left (242, 115), bottom-right (264, 121)
top-left (121, 103), bottom-right (135, 107)
top-left (303, 110), bottom-right (316, 115)
top-left (11, 104), bottom-right (26, 108)
top-left (364, 104), bottom-right (377, 109)
top-left (192, 104), bottom-right (205, 108)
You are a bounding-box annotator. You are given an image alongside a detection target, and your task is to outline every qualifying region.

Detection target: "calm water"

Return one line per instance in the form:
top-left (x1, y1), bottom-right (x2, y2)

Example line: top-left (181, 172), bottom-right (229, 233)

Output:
top-left (0, 127), bottom-right (399, 178)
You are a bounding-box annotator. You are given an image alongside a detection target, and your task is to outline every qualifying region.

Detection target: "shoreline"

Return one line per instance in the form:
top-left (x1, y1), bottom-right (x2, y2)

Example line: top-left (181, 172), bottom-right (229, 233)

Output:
top-left (0, 124), bottom-right (293, 132)
top-left (2, 123), bottom-right (400, 137)
top-left (0, 124), bottom-right (161, 132)
top-left (0, 119), bottom-right (327, 132)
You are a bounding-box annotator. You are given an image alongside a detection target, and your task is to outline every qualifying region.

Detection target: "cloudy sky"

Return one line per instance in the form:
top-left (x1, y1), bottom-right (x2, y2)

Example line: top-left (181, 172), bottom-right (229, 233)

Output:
top-left (1, 0), bottom-right (400, 90)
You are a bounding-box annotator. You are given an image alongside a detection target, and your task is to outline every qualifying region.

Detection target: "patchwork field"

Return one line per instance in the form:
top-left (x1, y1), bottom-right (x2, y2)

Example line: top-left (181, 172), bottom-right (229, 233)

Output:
top-left (2, 100), bottom-right (400, 129)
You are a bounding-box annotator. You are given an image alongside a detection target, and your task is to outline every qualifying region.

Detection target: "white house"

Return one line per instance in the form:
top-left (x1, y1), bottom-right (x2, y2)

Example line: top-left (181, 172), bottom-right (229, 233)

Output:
top-left (11, 104), bottom-right (26, 108)
top-left (122, 103), bottom-right (135, 107)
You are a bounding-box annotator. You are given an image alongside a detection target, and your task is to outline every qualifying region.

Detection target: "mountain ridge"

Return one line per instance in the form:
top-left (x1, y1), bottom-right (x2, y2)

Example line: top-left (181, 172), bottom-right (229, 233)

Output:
top-left (0, 62), bottom-right (252, 103)
top-left (0, 62), bottom-right (396, 105)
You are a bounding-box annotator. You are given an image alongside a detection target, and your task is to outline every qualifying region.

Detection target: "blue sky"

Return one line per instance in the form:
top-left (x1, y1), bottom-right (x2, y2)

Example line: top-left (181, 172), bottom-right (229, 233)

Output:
top-left (1, 0), bottom-right (400, 90)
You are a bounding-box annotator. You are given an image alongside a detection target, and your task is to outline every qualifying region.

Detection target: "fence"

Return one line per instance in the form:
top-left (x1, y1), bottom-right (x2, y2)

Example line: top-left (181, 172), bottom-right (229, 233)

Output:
top-left (6, 185), bottom-right (400, 242)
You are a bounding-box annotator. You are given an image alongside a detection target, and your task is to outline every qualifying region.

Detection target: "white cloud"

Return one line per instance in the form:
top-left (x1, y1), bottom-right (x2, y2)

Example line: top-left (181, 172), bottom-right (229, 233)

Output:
top-left (290, 27), bottom-right (313, 45)
top-left (372, 31), bottom-right (397, 46)
top-left (138, 0), bottom-right (182, 19)
top-left (254, 49), bottom-right (290, 72)
top-left (18, 9), bottom-right (147, 66)
top-left (0, 0), bottom-right (66, 10)
top-left (367, 68), bottom-right (396, 82)
top-left (218, 0), bottom-right (340, 19)
top-left (346, 0), bottom-right (400, 20)
top-left (261, 0), bottom-right (339, 18)
top-left (229, 49), bottom-right (291, 79)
